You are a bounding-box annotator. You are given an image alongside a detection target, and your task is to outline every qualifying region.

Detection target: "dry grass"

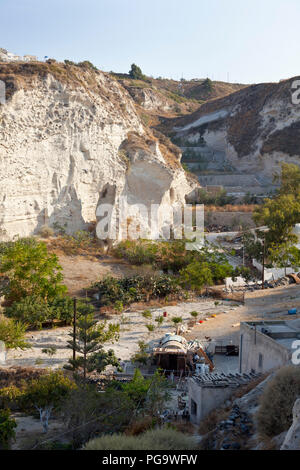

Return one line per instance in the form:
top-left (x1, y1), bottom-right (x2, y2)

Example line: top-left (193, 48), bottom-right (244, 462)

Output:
top-left (45, 235), bottom-right (104, 257)
top-left (198, 408), bottom-right (230, 435)
top-left (231, 373), bottom-right (269, 400)
top-left (124, 416), bottom-right (155, 436)
top-left (0, 367), bottom-right (47, 388)
top-left (204, 204), bottom-right (257, 213)
top-left (170, 421), bottom-right (196, 435)
top-left (84, 428), bottom-right (197, 450)
top-left (256, 366), bottom-right (300, 438)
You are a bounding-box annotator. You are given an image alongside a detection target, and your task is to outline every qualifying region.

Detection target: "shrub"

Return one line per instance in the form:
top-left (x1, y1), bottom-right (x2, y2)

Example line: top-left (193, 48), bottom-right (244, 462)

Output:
top-left (155, 315), bottom-right (164, 325)
top-left (5, 295), bottom-right (90, 329)
top-left (114, 240), bottom-right (158, 265)
top-left (0, 238), bottom-right (66, 303)
top-left (194, 188), bottom-right (234, 206)
top-left (179, 259), bottom-right (232, 291)
top-left (129, 63), bottom-right (145, 80)
top-left (77, 60), bottom-right (98, 71)
top-left (62, 385), bottom-right (135, 448)
top-left (114, 301), bottom-right (124, 314)
top-left (5, 296), bottom-right (54, 329)
top-left (131, 341), bottom-right (149, 366)
top-left (0, 315), bottom-right (30, 349)
top-left (171, 316), bottom-right (182, 326)
top-left (0, 367), bottom-right (47, 388)
top-left (0, 385), bottom-right (23, 408)
top-left (146, 324), bottom-right (155, 332)
top-left (198, 408), bottom-right (229, 435)
top-left (0, 409), bottom-right (17, 449)
top-left (125, 415), bottom-right (156, 436)
top-left (142, 310), bottom-right (152, 319)
top-left (64, 59), bottom-right (76, 66)
top-left (120, 369), bottom-right (170, 416)
top-left (84, 427), bottom-right (197, 450)
top-left (5, 294), bottom-right (76, 329)
top-left (92, 274), bottom-right (181, 307)
top-left (20, 371), bottom-right (77, 432)
top-left (256, 366), bottom-right (300, 437)
top-left (168, 421), bottom-right (195, 435)
top-left (38, 225), bottom-right (54, 238)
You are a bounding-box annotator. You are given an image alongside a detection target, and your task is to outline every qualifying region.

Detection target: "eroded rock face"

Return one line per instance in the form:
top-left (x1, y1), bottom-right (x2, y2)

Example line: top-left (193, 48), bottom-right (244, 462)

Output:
top-left (0, 63), bottom-right (195, 240)
top-left (281, 398), bottom-right (300, 450)
top-left (125, 86), bottom-right (173, 112)
top-left (173, 77), bottom-right (300, 183)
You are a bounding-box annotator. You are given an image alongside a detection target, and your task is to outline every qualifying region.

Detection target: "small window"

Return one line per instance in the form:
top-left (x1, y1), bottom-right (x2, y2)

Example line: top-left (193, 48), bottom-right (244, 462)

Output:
top-left (258, 353), bottom-right (263, 369)
top-left (191, 399), bottom-right (197, 416)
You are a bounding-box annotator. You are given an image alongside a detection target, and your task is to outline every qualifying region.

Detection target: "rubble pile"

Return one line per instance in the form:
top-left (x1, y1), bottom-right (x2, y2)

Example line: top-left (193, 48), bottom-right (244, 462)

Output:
top-left (227, 273), bottom-right (300, 293)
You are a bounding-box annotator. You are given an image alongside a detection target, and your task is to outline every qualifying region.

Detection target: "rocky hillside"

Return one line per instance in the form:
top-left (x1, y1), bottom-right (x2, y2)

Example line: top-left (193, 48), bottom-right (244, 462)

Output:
top-left (164, 77), bottom-right (300, 185)
top-left (0, 61), bottom-right (196, 240)
top-left (113, 73), bottom-right (247, 120)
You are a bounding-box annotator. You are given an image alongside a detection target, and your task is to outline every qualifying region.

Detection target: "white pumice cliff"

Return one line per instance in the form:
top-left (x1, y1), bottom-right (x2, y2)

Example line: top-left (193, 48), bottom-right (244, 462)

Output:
top-left (0, 63), bottom-right (195, 240)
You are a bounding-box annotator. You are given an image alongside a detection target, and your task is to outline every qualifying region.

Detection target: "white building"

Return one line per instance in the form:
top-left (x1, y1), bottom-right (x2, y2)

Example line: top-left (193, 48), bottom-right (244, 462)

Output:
top-left (0, 48), bottom-right (37, 62)
top-left (239, 319), bottom-right (300, 374)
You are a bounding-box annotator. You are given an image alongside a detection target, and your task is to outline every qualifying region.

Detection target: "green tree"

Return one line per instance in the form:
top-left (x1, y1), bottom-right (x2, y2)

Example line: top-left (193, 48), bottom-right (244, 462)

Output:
top-left (171, 316), bottom-right (183, 333)
top-left (144, 370), bottom-right (171, 417)
top-left (203, 77), bottom-right (213, 91)
top-left (254, 193), bottom-right (300, 246)
top-left (65, 303), bottom-right (120, 380)
top-left (179, 261), bottom-right (213, 291)
top-left (129, 63), bottom-right (145, 80)
top-left (4, 294), bottom-right (77, 329)
top-left (62, 384), bottom-right (134, 448)
top-left (190, 311), bottom-right (198, 322)
top-left (122, 369), bottom-right (150, 405)
top-left (0, 315), bottom-right (30, 350)
top-left (121, 369), bottom-right (170, 416)
top-left (0, 409), bottom-right (17, 449)
top-left (20, 371), bottom-right (76, 433)
top-left (254, 163), bottom-right (300, 247)
top-left (131, 341), bottom-right (149, 366)
top-left (269, 241), bottom-right (300, 275)
top-left (0, 238), bottom-right (67, 304)
top-left (274, 162), bottom-right (300, 196)
top-left (5, 296), bottom-right (54, 329)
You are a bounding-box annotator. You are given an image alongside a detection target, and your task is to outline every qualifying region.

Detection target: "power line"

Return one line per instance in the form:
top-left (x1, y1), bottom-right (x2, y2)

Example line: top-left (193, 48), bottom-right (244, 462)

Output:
top-left (30, 403), bottom-right (126, 450)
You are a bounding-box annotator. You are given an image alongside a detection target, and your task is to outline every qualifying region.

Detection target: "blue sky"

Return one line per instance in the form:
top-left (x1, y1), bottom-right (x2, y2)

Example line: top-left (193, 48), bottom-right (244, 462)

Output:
top-left (0, 0), bottom-right (299, 84)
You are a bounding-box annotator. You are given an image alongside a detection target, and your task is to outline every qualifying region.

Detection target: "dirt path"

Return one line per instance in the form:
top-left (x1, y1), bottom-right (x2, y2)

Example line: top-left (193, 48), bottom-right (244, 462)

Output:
top-left (186, 284), bottom-right (300, 345)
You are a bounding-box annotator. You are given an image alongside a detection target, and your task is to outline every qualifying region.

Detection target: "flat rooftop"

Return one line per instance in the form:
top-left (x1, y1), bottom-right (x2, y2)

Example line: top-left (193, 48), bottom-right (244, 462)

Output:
top-left (243, 319), bottom-right (300, 351)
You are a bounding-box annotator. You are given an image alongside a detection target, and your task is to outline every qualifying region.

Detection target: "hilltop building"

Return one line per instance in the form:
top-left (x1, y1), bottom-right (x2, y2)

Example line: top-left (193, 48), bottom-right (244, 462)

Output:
top-left (0, 48), bottom-right (37, 62)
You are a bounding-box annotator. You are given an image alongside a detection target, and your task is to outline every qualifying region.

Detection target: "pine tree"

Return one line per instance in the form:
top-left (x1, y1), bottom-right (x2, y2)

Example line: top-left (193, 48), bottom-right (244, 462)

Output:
top-left (64, 303), bottom-right (120, 380)
top-left (129, 63), bottom-right (144, 80)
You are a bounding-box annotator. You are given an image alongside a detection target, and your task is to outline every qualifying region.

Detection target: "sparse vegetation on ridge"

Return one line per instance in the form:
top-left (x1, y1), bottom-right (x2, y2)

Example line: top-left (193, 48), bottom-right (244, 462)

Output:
top-left (256, 366), bottom-right (300, 438)
top-left (84, 427), bottom-right (197, 450)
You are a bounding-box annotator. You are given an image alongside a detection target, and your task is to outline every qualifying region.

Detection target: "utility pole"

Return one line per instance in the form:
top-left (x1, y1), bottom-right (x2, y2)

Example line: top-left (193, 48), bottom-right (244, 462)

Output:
top-left (73, 298), bottom-right (77, 361)
top-left (262, 235), bottom-right (266, 289)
